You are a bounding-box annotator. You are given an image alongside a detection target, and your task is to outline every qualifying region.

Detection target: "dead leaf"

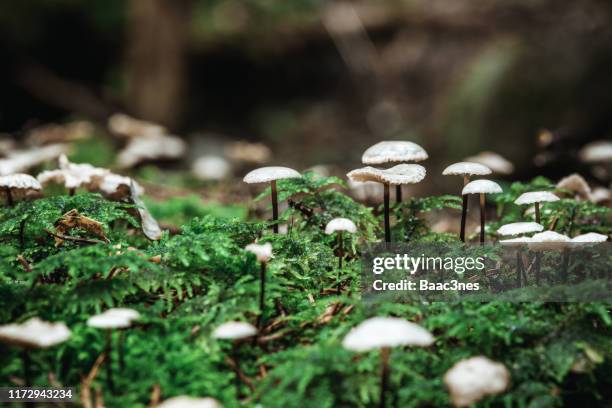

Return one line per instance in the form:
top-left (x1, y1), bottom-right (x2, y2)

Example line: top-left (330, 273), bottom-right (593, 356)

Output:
top-left (54, 209), bottom-right (109, 246)
top-left (130, 181), bottom-right (163, 240)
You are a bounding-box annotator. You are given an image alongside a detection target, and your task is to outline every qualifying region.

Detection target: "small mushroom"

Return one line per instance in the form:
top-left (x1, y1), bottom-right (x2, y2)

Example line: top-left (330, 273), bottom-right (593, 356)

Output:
top-left (497, 223), bottom-right (542, 286)
top-left (528, 231), bottom-right (571, 284)
top-left (571, 232), bottom-right (608, 245)
top-left (117, 135), bottom-right (187, 169)
top-left (443, 356), bottom-right (510, 407)
top-left (37, 154), bottom-right (109, 195)
top-left (245, 243), bottom-right (273, 329)
top-left (157, 396), bottom-right (222, 408)
top-left (514, 191), bottom-right (560, 225)
top-left (461, 180), bottom-right (502, 244)
top-left (108, 113), bottom-right (167, 139)
top-left (464, 151), bottom-right (514, 175)
top-left (496, 222), bottom-right (543, 237)
top-left (325, 218), bottom-right (357, 291)
top-left (347, 164), bottom-right (426, 242)
top-left (579, 140), bottom-right (612, 163)
top-left (87, 309), bottom-right (138, 391)
top-left (243, 166), bottom-right (301, 234)
top-left (212, 321), bottom-right (257, 396)
top-left (225, 141), bottom-right (272, 165)
top-left (361, 141), bottom-right (428, 204)
top-left (442, 162), bottom-right (492, 242)
top-left (0, 174), bottom-right (42, 206)
top-left (0, 143), bottom-right (69, 176)
top-left (0, 318), bottom-right (71, 386)
top-left (556, 174), bottom-right (591, 201)
top-left (342, 317), bottom-right (434, 408)
top-left (590, 187), bottom-right (610, 204)
top-left (192, 155), bottom-right (232, 181)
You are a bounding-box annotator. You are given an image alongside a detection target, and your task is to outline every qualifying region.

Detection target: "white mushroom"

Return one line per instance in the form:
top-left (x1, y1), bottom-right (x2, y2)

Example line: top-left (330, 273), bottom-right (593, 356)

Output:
top-left (192, 155), bottom-right (232, 181)
top-left (443, 162), bottom-right (492, 241)
top-left (0, 318), bottom-right (71, 349)
top-left (461, 180), bottom-right (503, 244)
top-left (245, 242), bottom-right (273, 329)
top-left (342, 317), bottom-right (433, 407)
top-left (464, 151), bottom-right (514, 175)
top-left (325, 218), bottom-right (357, 234)
top-left (245, 242), bottom-right (273, 263)
top-left (157, 396), bottom-right (222, 408)
top-left (212, 321), bottom-right (257, 340)
top-left (514, 191), bottom-right (560, 225)
top-left (361, 141), bottom-right (428, 165)
top-left (556, 174), bottom-right (591, 200)
top-left (108, 113), bottom-right (166, 139)
top-left (571, 232), bottom-right (608, 246)
top-left (37, 154), bottom-right (110, 194)
top-left (243, 166), bottom-right (301, 234)
top-left (528, 231), bottom-right (571, 251)
top-left (0, 173), bottom-right (42, 206)
top-left (87, 313), bottom-right (132, 330)
top-left (590, 187), bottom-right (610, 204)
top-left (117, 135), bottom-right (187, 169)
top-left (579, 140), bottom-right (612, 163)
top-left (0, 143), bottom-right (69, 175)
top-left (225, 141), bottom-right (271, 165)
top-left (444, 356), bottom-right (510, 407)
top-left (497, 222), bottom-right (543, 237)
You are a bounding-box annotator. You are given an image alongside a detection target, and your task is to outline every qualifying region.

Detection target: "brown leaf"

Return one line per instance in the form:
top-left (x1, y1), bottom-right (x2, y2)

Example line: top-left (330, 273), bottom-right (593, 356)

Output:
top-left (54, 209), bottom-right (109, 246)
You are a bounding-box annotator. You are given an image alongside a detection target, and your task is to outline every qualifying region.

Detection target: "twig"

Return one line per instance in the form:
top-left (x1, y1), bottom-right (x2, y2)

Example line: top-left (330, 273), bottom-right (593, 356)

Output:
top-left (44, 229), bottom-right (107, 245)
top-left (81, 353), bottom-right (106, 408)
top-left (224, 356), bottom-right (255, 392)
top-left (17, 255), bottom-right (32, 272)
top-left (148, 384), bottom-right (161, 408)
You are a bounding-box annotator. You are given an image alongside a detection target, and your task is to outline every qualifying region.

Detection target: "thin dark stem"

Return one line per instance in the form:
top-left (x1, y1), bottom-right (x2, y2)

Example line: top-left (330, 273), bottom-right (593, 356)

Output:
top-left (535, 202), bottom-right (541, 225)
top-left (105, 330), bottom-right (114, 392)
top-left (68, 187), bottom-right (76, 196)
top-left (118, 330), bottom-right (126, 373)
top-left (395, 185), bottom-right (402, 204)
top-left (22, 349), bottom-right (31, 386)
top-left (384, 183), bottom-right (390, 243)
top-left (337, 231), bottom-right (343, 292)
top-left (460, 176), bottom-right (469, 242)
top-left (479, 193), bottom-right (485, 245)
top-left (380, 347), bottom-right (390, 408)
top-left (231, 344), bottom-right (241, 397)
top-left (5, 187), bottom-right (13, 207)
top-left (271, 180), bottom-right (279, 234)
top-left (258, 263), bottom-right (266, 330)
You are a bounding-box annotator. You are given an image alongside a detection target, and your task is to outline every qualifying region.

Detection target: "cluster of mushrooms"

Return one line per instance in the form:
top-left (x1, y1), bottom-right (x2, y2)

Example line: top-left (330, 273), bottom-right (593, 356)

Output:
top-left (0, 135), bottom-right (609, 407)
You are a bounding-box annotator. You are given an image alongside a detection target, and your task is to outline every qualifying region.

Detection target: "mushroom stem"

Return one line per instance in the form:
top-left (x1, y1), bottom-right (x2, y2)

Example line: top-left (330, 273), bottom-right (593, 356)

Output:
top-left (22, 348), bottom-right (31, 386)
top-left (383, 183), bottom-right (391, 243)
top-left (270, 180), bottom-right (279, 234)
top-left (534, 202), bottom-right (541, 224)
top-left (4, 186), bottom-right (13, 207)
top-left (118, 330), bottom-right (126, 373)
top-left (479, 193), bottom-right (486, 244)
top-left (460, 176), bottom-right (469, 242)
top-left (395, 185), bottom-right (402, 204)
top-left (68, 187), bottom-right (76, 196)
top-left (380, 346), bottom-right (390, 408)
top-left (105, 329), bottom-right (114, 392)
top-left (257, 262), bottom-right (266, 330)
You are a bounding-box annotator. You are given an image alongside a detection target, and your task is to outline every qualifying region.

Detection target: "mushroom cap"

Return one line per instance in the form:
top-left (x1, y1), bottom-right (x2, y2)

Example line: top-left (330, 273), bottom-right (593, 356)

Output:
top-left (117, 135), bottom-right (187, 168)
top-left (245, 242), bottom-right (273, 263)
top-left (571, 232), bottom-right (608, 243)
top-left (212, 321), bottom-right (257, 340)
top-left (87, 312), bottom-right (132, 329)
top-left (590, 187), bottom-right (610, 204)
top-left (104, 308), bottom-right (141, 321)
top-left (0, 318), bottom-right (71, 348)
top-left (325, 218), bottom-right (357, 234)
top-left (442, 162), bottom-right (492, 177)
top-left (579, 140), bottom-right (612, 163)
top-left (361, 141), bottom-right (428, 165)
top-left (556, 174), bottom-right (591, 200)
top-left (342, 317), bottom-right (434, 352)
top-left (497, 222), bottom-right (543, 236)
top-left (192, 156), bottom-right (232, 181)
top-left (97, 173), bottom-right (144, 197)
top-left (462, 179), bottom-right (502, 195)
top-left (108, 113), bottom-right (166, 139)
top-left (243, 166), bottom-right (301, 184)
top-left (514, 191), bottom-right (560, 205)
top-left (528, 231), bottom-right (571, 251)
top-left (225, 141), bottom-right (271, 165)
top-left (347, 164), bottom-right (426, 185)
top-left (464, 151), bottom-right (514, 175)
top-left (444, 356), bottom-right (510, 407)
top-left (157, 396), bottom-right (222, 408)
top-left (37, 155), bottom-right (111, 190)
top-left (499, 237), bottom-right (532, 247)
top-left (0, 173), bottom-right (42, 190)
top-left (0, 144), bottom-right (69, 176)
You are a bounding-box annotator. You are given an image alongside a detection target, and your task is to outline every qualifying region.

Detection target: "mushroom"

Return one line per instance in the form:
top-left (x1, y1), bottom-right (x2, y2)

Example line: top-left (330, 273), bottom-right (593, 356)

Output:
top-left (87, 309), bottom-right (138, 391)
top-left (0, 174), bottom-right (42, 206)
top-left (225, 141), bottom-right (272, 165)
top-left (555, 174), bottom-right (591, 201)
top-left (243, 166), bottom-right (301, 234)
top-left (528, 231), bottom-right (571, 284)
top-left (117, 134), bottom-right (187, 169)
top-left (461, 180), bottom-right (503, 244)
top-left (590, 187), bottom-right (610, 205)
top-left (443, 356), bottom-right (510, 407)
top-left (442, 162), bottom-right (492, 242)
top-left (37, 154), bottom-right (109, 195)
top-left (571, 232), bottom-right (608, 244)
top-left (342, 317), bottom-right (434, 408)
top-left (579, 140), bottom-right (612, 163)
top-left (464, 151), bottom-right (514, 175)
top-left (245, 242), bottom-right (273, 329)
top-left (0, 318), bottom-right (71, 386)
top-left (514, 191), bottom-right (560, 225)
top-left (496, 222), bottom-right (543, 237)
top-left (497, 223), bottom-right (542, 287)
top-left (0, 143), bottom-right (69, 176)
top-left (325, 218), bottom-right (357, 291)
top-left (192, 155), bottom-right (232, 181)
top-left (212, 321), bottom-right (257, 396)
top-left (347, 164), bottom-right (426, 242)
top-left (157, 396), bottom-right (222, 408)
top-left (108, 113), bottom-right (166, 139)
top-left (361, 141), bottom-right (428, 204)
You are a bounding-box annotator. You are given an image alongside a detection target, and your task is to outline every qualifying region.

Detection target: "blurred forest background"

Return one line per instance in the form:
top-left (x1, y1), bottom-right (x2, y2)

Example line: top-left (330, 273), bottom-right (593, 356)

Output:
top-left (0, 0), bottom-right (611, 192)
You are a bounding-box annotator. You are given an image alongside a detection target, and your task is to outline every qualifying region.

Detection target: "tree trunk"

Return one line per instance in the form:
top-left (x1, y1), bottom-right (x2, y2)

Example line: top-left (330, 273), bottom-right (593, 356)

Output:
top-left (125, 0), bottom-right (191, 128)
